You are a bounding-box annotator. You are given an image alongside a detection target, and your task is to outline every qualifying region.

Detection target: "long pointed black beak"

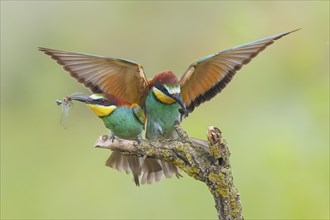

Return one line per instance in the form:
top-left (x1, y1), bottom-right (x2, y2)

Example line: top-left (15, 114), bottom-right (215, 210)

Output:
top-left (68, 93), bottom-right (92, 104)
top-left (171, 93), bottom-right (189, 118)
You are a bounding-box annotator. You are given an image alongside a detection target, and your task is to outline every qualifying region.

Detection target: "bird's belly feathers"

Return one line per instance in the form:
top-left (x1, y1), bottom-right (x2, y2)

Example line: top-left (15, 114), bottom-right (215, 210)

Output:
top-left (145, 93), bottom-right (180, 139)
top-left (102, 107), bottom-right (143, 139)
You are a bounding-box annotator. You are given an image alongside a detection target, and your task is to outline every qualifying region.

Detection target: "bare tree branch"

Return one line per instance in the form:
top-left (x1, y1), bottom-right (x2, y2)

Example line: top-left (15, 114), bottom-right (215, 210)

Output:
top-left (94, 126), bottom-right (243, 220)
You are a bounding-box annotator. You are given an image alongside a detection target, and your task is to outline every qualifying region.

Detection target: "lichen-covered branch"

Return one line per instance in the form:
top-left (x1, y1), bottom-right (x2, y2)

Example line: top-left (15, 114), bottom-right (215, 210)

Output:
top-left (94, 126), bottom-right (243, 220)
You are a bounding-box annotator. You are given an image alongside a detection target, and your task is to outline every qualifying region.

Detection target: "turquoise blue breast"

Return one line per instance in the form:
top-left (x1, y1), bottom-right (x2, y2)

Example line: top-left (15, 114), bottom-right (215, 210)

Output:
top-left (101, 106), bottom-right (143, 139)
top-left (145, 91), bottom-right (180, 139)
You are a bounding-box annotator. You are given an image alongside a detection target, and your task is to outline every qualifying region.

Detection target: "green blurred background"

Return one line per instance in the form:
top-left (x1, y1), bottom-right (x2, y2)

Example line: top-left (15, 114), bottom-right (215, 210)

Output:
top-left (1, 1), bottom-right (329, 219)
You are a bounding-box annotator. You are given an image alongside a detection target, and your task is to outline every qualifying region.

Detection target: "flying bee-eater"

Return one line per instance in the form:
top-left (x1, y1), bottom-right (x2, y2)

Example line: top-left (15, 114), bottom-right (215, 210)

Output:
top-left (40, 29), bottom-right (297, 184)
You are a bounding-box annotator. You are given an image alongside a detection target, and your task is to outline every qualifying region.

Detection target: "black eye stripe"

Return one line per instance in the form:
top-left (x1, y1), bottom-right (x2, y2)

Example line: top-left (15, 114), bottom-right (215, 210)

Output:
top-left (155, 83), bottom-right (171, 96)
top-left (94, 98), bottom-right (113, 106)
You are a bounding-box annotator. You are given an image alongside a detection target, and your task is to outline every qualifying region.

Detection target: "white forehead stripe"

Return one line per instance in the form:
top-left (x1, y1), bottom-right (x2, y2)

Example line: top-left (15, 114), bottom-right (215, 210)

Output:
top-left (165, 85), bottom-right (180, 94)
top-left (89, 94), bottom-right (103, 100)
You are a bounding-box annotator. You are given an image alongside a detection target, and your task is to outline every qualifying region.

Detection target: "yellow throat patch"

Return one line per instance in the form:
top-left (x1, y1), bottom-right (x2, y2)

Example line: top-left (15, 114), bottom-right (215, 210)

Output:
top-left (153, 87), bottom-right (176, 104)
top-left (87, 104), bottom-right (117, 117)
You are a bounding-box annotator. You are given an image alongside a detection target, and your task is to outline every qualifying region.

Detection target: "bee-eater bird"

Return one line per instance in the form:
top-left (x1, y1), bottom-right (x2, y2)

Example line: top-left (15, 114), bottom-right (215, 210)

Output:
top-left (40, 29), bottom-right (297, 184)
top-left (67, 93), bottom-right (146, 185)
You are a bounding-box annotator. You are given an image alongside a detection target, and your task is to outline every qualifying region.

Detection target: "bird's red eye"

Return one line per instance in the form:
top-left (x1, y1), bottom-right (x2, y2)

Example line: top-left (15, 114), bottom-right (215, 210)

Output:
top-left (99, 99), bottom-right (106, 104)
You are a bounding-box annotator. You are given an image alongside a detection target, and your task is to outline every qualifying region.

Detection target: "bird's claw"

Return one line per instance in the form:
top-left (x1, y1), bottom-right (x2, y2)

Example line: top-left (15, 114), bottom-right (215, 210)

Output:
top-left (179, 108), bottom-right (189, 120)
top-left (136, 135), bottom-right (142, 145)
top-left (109, 132), bottom-right (115, 143)
top-left (161, 130), bottom-right (167, 138)
top-left (110, 136), bottom-right (115, 142)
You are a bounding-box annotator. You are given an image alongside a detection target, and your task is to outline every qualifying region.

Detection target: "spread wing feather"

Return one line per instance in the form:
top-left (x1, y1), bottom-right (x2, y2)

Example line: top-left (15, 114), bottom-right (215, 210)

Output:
top-left (179, 30), bottom-right (298, 112)
top-left (39, 48), bottom-right (149, 105)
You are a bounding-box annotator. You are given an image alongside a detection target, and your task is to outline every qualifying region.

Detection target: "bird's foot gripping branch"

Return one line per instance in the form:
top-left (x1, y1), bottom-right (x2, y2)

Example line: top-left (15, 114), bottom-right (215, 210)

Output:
top-left (94, 126), bottom-right (243, 220)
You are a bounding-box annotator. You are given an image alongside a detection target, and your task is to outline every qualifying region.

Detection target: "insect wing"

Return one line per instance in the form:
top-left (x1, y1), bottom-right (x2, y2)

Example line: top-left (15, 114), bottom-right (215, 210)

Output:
top-left (60, 99), bottom-right (72, 129)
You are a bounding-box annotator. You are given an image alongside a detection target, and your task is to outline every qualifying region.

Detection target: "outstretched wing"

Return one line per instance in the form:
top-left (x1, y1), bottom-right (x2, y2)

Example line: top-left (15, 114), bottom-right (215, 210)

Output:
top-left (39, 48), bottom-right (149, 106)
top-left (179, 30), bottom-right (298, 112)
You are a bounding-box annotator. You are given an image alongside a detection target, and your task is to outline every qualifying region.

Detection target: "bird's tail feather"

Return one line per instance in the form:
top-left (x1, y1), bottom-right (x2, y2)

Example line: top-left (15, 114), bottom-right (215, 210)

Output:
top-left (141, 158), bottom-right (163, 184)
top-left (161, 161), bottom-right (182, 178)
top-left (140, 159), bottom-right (181, 184)
top-left (106, 151), bottom-right (142, 186)
top-left (106, 152), bottom-right (184, 185)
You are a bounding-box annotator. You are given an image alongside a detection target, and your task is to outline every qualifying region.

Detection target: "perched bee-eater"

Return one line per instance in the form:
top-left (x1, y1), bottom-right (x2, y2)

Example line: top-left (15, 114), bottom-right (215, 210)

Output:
top-left (68, 93), bottom-right (146, 185)
top-left (40, 29), bottom-right (297, 183)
